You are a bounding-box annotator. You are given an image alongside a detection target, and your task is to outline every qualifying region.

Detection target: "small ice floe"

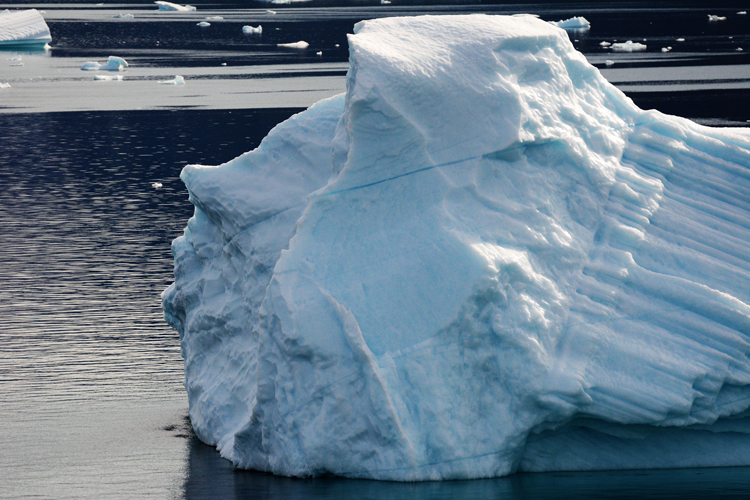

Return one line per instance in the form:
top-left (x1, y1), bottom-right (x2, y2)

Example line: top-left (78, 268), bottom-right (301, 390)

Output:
top-left (381, 0), bottom-right (391, 4)
top-left (278, 41), bottom-right (309, 49)
top-left (205, 16), bottom-right (223, 20)
top-left (81, 56), bottom-right (128, 71)
top-left (599, 41), bottom-right (611, 47)
top-left (550, 16), bottom-right (590, 30)
top-left (242, 25), bottom-right (262, 34)
top-left (661, 46), bottom-right (672, 52)
top-left (152, 182), bottom-right (163, 189)
top-left (7, 55), bottom-right (22, 61)
top-left (113, 13), bottom-right (134, 19)
top-left (197, 21), bottom-right (210, 27)
top-left (739, 11), bottom-right (747, 15)
top-left (708, 15), bottom-right (726, 22)
top-left (0, 82), bottom-right (10, 89)
top-left (335, 44), bottom-right (340, 47)
top-left (738, 47), bottom-right (744, 52)
top-left (676, 38), bottom-right (685, 42)
top-left (155, 1), bottom-right (196, 11)
top-left (611, 40), bottom-right (647, 52)
top-left (316, 51), bottom-right (322, 56)
top-left (94, 74), bottom-right (123, 81)
top-left (605, 60), bottom-right (614, 66)
top-left (266, 9), bottom-right (276, 14)
top-left (159, 75), bottom-right (185, 85)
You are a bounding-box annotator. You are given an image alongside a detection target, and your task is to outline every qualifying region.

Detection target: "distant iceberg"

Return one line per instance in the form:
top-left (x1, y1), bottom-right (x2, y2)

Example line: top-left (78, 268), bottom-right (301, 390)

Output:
top-left (242, 25), bottom-right (262, 34)
top-left (277, 41), bottom-right (309, 49)
top-left (159, 75), bottom-right (185, 85)
top-left (550, 16), bottom-right (590, 30)
top-left (81, 56), bottom-right (128, 71)
top-left (155, 1), bottom-right (196, 11)
top-left (0, 9), bottom-right (51, 48)
top-left (164, 14), bottom-right (750, 481)
top-left (611, 40), bottom-right (647, 52)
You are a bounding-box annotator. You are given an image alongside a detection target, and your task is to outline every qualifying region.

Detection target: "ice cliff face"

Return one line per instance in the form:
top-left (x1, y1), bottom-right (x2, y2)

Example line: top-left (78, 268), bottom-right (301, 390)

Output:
top-left (162, 14), bottom-right (750, 480)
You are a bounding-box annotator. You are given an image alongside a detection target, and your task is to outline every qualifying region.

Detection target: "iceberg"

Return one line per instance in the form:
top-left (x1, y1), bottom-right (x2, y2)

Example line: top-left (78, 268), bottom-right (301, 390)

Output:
top-left (611, 40), bottom-right (647, 52)
top-left (163, 14), bottom-right (750, 481)
top-left (158, 75), bottom-right (185, 85)
top-left (155, 1), bottom-right (196, 12)
top-left (277, 41), bottom-right (309, 49)
top-left (0, 9), bottom-right (51, 48)
top-left (242, 25), bottom-right (262, 34)
top-left (550, 16), bottom-right (590, 30)
top-left (81, 56), bottom-right (128, 71)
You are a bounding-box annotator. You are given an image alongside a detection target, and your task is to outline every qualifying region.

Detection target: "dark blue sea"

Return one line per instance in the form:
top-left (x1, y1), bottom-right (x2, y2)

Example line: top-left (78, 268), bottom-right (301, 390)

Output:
top-left (1, 1), bottom-right (749, 498)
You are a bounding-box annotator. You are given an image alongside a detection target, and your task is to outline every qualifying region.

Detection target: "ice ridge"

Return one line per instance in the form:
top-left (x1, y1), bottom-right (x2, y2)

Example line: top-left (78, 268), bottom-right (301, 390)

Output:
top-left (163, 14), bottom-right (750, 481)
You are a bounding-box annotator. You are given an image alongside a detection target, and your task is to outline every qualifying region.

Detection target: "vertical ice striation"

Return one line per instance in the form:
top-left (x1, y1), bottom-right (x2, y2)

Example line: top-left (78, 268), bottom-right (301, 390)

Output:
top-left (163, 14), bottom-right (750, 480)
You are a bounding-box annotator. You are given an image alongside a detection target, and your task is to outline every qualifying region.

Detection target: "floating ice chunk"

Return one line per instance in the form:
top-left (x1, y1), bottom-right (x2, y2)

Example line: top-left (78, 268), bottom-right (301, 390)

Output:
top-left (599, 41), bottom-right (611, 47)
top-left (81, 56), bottom-right (129, 71)
top-left (159, 75), bottom-right (185, 85)
top-left (155, 1), bottom-right (196, 11)
top-left (316, 51), bottom-right (322, 55)
top-left (7, 55), bottom-right (21, 61)
top-left (152, 182), bottom-right (163, 189)
top-left (550, 16), bottom-right (590, 30)
top-left (277, 41), bottom-right (309, 49)
top-left (676, 37), bottom-right (685, 42)
top-left (335, 43), bottom-right (340, 47)
top-left (113, 13), bottom-right (134, 19)
top-left (611, 40), bottom-right (647, 52)
top-left (0, 9), bottom-right (52, 48)
top-left (604, 59), bottom-right (614, 65)
top-left (0, 82), bottom-right (10, 88)
top-left (661, 46), bottom-right (672, 52)
top-left (94, 74), bottom-right (123, 81)
top-left (205, 16), bottom-right (223, 20)
top-left (242, 25), bottom-right (262, 34)
top-left (381, 0), bottom-right (391, 4)
top-left (738, 47), bottom-right (744, 51)
top-left (197, 21), bottom-right (210, 27)
top-left (739, 11), bottom-right (747, 15)
top-left (708, 14), bottom-right (727, 21)
top-left (266, 10), bottom-right (276, 14)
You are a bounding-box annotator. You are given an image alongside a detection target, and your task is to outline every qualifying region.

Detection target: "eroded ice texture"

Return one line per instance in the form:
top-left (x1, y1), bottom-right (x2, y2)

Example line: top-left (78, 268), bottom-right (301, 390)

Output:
top-left (0, 9), bottom-right (51, 47)
top-left (163, 14), bottom-right (750, 481)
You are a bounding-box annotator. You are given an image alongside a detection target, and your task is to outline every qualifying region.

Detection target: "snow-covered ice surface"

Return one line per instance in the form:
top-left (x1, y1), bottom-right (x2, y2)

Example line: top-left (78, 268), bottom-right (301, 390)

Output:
top-left (81, 56), bottom-right (128, 71)
top-left (550, 16), bottom-right (590, 30)
top-left (163, 13), bottom-right (750, 482)
top-left (0, 9), bottom-right (51, 48)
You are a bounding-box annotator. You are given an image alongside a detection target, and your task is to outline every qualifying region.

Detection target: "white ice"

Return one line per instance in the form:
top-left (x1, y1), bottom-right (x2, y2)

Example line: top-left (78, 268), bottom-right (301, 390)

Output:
top-left (277, 41), bottom-right (309, 49)
top-left (708, 15), bottom-right (727, 22)
top-left (550, 16), bottom-right (590, 30)
top-left (163, 14), bottom-right (750, 482)
top-left (0, 9), bottom-right (51, 48)
top-left (113, 13), bottom-right (134, 19)
top-left (159, 75), bottom-right (185, 85)
top-left (197, 21), bottom-right (210, 27)
top-left (0, 82), bottom-right (10, 88)
top-left (242, 25), bottom-right (262, 34)
top-left (81, 56), bottom-right (129, 71)
top-left (611, 40), bottom-right (647, 52)
top-left (94, 74), bottom-right (123, 81)
top-left (155, 1), bottom-right (196, 11)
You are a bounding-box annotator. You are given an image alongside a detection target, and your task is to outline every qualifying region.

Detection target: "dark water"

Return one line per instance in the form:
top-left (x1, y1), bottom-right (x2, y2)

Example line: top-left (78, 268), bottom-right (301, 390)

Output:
top-left (1, 2), bottom-right (750, 498)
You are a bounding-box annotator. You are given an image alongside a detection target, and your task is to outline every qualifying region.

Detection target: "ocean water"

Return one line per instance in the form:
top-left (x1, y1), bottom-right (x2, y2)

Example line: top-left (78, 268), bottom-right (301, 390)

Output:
top-left (1, 2), bottom-right (749, 498)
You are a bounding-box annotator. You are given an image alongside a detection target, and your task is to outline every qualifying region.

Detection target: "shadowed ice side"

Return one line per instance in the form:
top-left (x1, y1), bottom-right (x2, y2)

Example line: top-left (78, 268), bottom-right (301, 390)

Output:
top-left (163, 14), bottom-right (750, 481)
top-left (0, 9), bottom-right (51, 49)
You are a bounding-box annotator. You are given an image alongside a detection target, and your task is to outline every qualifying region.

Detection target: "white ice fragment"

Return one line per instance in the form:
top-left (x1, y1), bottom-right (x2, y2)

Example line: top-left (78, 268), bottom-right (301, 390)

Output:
top-left (661, 46), bottom-right (672, 52)
top-left (94, 74), bottom-right (123, 81)
top-left (0, 82), bottom-right (10, 88)
top-left (266, 9), bottom-right (276, 14)
top-left (708, 14), bottom-right (727, 21)
top-left (277, 40), bottom-right (309, 49)
top-left (316, 51), bottom-right (322, 55)
top-left (605, 59), bottom-right (614, 65)
top-left (0, 9), bottom-right (52, 48)
top-left (738, 47), bottom-right (744, 51)
top-left (676, 37), bottom-right (685, 42)
top-left (611, 40), bottom-right (647, 52)
top-left (155, 1), bottom-right (196, 11)
top-left (600, 41), bottom-right (611, 47)
top-left (335, 43), bottom-right (340, 47)
top-left (81, 56), bottom-right (129, 71)
top-left (550, 16), bottom-right (590, 30)
top-left (7, 55), bottom-right (21, 61)
top-left (197, 21), bottom-right (210, 27)
top-left (739, 11), bottom-right (747, 15)
top-left (381, 0), bottom-right (391, 4)
top-left (159, 75), bottom-right (185, 85)
top-left (152, 182), bottom-right (163, 189)
top-left (205, 16), bottom-right (223, 20)
top-left (242, 25), bottom-right (262, 34)
top-left (113, 13), bottom-right (134, 19)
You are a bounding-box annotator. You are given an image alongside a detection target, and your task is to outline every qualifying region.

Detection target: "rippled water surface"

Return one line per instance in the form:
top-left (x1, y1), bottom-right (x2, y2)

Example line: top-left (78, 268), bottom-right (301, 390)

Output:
top-left (1, 1), bottom-right (749, 498)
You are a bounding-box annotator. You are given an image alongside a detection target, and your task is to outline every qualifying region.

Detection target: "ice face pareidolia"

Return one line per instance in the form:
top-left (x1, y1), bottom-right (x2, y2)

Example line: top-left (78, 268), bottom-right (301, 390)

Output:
top-left (162, 14), bottom-right (750, 481)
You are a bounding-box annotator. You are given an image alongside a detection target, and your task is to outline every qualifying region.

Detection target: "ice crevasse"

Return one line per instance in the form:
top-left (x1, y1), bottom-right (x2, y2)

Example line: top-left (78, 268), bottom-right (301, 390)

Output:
top-left (162, 14), bottom-right (750, 481)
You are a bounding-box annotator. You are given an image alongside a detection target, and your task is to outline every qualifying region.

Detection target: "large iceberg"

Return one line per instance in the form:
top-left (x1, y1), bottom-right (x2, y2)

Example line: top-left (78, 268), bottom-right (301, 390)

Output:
top-left (0, 9), bottom-right (51, 48)
top-left (163, 14), bottom-right (750, 481)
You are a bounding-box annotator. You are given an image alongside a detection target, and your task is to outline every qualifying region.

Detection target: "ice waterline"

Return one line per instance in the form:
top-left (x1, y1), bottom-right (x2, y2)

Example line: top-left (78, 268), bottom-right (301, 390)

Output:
top-left (163, 14), bottom-right (750, 481)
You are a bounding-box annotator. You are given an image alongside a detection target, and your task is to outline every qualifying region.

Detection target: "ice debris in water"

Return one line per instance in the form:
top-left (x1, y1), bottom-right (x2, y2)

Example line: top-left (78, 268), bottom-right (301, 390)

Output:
top-left (113, 13), bottom-right (134, 19)
top-left (155, 1), bottom-right (196, 11)
top-left (159, 75), bottom-right (185, 85)
top-left (550, 16), bottom-right (590, 30)
top-left (94, 74), bottom-right (123, 81)
top-left (708, 14), bottom-right (727, 21)
top-left (152, 182), bottom-right (163, 189)
top-left (0, 82), bottom-right (10, 88)
top-left (381, 0), bottom-right (392, 4)
top-left (206, 16), bottom-right (223, 20)
top-left (197, 21), bottom-right (210, 27)
top-left (676, 37), bottom-right (685, 42)
top-left (661, 46), bottom-right (672, 52)
top-left (604, 59), bottom-right (614, 65)
top-left (265, 10), bottom-right (276, 14)
top-left (277, 41), bottom-right (309, 49)
top-left (163, 14), bottom-right (750, 482)
top-left (599, 41), bottom-right (611, 47)
top-left (242, 25), bottom-right (262, 34)
top-left (611, 40), bottom-right (647, 51)
top-left (81, 56), bottom-right (128, 71)
top-left (739, 11), bottom-right (747, 15)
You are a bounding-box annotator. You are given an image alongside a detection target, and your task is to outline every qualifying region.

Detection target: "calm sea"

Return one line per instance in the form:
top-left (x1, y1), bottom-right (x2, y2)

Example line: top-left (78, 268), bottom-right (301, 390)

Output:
top-left (1, 2), bottom-right (749, 498)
